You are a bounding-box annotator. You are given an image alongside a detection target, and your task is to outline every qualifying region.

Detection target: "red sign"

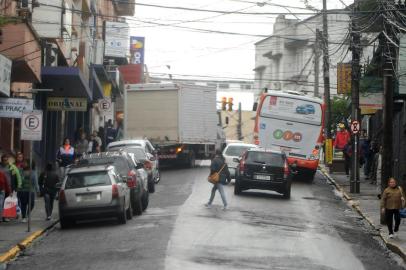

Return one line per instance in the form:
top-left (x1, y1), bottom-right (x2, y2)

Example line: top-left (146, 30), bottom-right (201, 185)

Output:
top-left (351, 120), bottom-right (360, 135)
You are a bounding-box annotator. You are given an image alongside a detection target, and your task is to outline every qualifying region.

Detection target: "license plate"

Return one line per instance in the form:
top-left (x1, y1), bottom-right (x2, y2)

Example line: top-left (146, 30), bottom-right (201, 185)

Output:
top-left (254, 174), bottom-right (271, 180)
top-left (158, 154), bottom-right (177, 159)
top-left (77, 194), bottom-right (100, 202)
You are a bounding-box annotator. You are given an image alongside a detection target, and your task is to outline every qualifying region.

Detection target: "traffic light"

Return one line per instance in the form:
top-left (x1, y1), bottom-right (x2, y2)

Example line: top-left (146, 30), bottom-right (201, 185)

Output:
top-left (228, 97), bottom-right (233, 111)
top-left (221, 97), bottom-right (227, 111)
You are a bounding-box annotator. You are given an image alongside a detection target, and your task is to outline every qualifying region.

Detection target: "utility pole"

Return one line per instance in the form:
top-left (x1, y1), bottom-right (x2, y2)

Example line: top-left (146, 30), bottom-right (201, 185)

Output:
top-left (381, 10), bottom-right (394, 193)
top-left (322, 0), bottom-right (332, 140)
top-left (350, 0), bottom-right (361, 193)
top-left (237, 102), bottom-right (243, 141)
top-left (314, 29), bottom-right (320, 98)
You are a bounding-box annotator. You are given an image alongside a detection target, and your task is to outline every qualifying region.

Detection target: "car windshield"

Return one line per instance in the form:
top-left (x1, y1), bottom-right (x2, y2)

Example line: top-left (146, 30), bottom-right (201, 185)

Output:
top-left (246, 152), bottom-right (284, 167)
top-left (225, 145), bottom-right (253, 157)
top-left (80, 157), bottom-right (130, 173)
top-left (123, 148), bottom-right (147, 161)
top-left (65, 171), bottom-right (111, 189)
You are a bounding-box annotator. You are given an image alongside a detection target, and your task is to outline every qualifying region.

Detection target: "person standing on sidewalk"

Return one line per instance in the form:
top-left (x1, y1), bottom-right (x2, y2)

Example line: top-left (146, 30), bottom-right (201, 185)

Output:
top-left (39, 163), bottom-right (60, 220)
top-left (205, 149), bottom-right (231, 210)
top-left (57, 138), bottom-right (75, 177)
top-left (0, 153), bottom-right (22, 192)
top-left (0, 170), bottom-right (11, 222)
top-left (75, 132), bottom-right (89, 157)
top-left (17, 162), bottom-right (36, 223)
top-left (381, 178), bottom-right (406, 238)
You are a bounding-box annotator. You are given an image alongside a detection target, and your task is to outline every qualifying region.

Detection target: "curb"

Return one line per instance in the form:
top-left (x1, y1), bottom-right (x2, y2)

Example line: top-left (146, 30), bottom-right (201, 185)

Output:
top-left (0, 220), bottom-right (58, 264)
top-left (319, 165), bottom-right (406, 262)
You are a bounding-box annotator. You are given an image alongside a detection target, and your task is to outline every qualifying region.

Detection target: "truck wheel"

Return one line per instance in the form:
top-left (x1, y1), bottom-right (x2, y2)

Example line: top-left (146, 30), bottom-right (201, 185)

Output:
top-left (188, 151), bottom-right (196, 168)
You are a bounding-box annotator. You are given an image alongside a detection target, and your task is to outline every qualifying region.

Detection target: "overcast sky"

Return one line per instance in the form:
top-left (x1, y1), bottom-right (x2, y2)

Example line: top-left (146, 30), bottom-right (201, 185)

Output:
top-left (130, 0), bottom-right (353, 82)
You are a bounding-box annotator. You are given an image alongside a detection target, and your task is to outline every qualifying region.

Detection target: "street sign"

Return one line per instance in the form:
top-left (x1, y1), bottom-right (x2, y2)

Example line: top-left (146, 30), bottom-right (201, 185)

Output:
top-left (0, 98), bottom-right (33, 118)
top-left (98, 98), bottom-right (112, 113)
top-left (350, 120), bottom-right (360, 135)
top-left (20, 110), bottom-right (43, 141)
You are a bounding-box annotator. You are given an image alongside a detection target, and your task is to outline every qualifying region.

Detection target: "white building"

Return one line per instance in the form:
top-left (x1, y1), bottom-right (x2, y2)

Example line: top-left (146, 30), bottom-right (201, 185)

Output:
top-left (254, 13), bottom-right (352, 97)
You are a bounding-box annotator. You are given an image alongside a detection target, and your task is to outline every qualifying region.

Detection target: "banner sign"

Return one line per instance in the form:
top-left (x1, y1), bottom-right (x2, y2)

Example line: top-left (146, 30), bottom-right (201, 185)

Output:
top-left (130, 36), bottom-right (145, 64)
top-left (47, 97), bottom-right (87, 111)
top-left (0, 54), bottom-right (12, 97)
top-left (21, 110), bottom-right (43, 141)
top-left (0, 98), bottom-right (33, 118)
top-left (360, 93), bottom-right (383, 115)
top-left (104, 21), bottom-right (129, 58)
top-left (337, 63), bottom-right (352, 94)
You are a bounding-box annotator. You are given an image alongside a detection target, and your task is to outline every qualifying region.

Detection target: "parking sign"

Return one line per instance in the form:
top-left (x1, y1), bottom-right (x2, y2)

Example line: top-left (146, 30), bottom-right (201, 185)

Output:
top-left (21, 110), bottom-right (43, 141)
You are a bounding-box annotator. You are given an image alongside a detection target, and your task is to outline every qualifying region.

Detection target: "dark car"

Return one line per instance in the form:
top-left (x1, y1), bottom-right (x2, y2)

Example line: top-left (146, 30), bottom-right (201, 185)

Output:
top-left (79, 151), bottom-right (149, 215)
top-left (234, 149), bottom-right (292, 199)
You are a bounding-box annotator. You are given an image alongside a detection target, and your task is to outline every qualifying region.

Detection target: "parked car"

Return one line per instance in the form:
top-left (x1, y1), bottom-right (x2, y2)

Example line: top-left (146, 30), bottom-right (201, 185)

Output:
top-left (58, 164), bottom-right (132, 228)
top-left (113, 146), bottom-right (159, 193)
top-left (108, 139), bottom-right (160, 184)
top-left (222, 143), bottom-right (258, 178)
top-left (79, 151), bottom-right (149, 216)
top-left (234, 148), bottom-right (292, 199)
top-left (295, 104), bottom-right (315, 115)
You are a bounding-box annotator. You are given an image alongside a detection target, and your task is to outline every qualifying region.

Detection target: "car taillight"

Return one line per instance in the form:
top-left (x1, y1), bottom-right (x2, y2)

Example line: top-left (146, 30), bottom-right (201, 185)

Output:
top-left (127, 171), bottom-right (137, 188)
top-left (112, 184), bottom-right (119, 199)
top-left (239, 159), bottom-right (246, 174)
top-left (284, 162), bottom-right (289, 178)
top-left (59, 190), bottom-right (66, 204)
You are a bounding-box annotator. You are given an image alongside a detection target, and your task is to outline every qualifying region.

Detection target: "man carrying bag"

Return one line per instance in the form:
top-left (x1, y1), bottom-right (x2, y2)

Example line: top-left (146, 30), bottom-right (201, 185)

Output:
top-left (205, 150), bottom-right (231, 210)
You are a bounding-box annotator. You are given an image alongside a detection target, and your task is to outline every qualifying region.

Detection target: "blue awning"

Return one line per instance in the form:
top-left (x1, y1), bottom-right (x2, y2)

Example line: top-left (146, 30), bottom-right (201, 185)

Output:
top-left (41, 66), bottom-right (92, 99)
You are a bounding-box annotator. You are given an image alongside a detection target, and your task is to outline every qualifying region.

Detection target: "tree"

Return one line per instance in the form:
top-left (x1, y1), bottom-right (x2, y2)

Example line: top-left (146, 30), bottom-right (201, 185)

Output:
top-left (330, 97), bottom-right (349, 130)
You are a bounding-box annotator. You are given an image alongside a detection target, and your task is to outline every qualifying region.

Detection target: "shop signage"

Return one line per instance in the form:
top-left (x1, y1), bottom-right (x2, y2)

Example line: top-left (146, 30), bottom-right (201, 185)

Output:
top-left (47, 97), bottom-right (87, 111)
top-left (0, 98), bottom-right (33, 118)
top-left (21, 110), bottom-right (43, 141)
top-left (130, 36), bottom-right (145, 64)
top-left (0, 54), bottom-right (12, 97)
top-left (360, 92), bottom-right (383, 115)
top-left (105, 21), bottom-right (129, 58)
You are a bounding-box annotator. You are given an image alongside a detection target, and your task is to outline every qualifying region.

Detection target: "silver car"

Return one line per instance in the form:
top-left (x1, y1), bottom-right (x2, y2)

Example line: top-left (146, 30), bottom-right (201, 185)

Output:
top-left (58, 164), bottom-right (132, 229)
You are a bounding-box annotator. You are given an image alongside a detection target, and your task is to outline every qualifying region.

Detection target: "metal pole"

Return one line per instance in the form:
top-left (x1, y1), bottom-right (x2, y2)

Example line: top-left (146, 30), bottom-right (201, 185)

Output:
top-left (27, 141), bottom-right (32, 232)
top-left (322, 0), bottom-right (332, 139)
top-left (350, 0), bottom-right (361, 193)
top-left (314, 29), bottom-right (320, 98)
top-left (237, 102), bottom-right (242, 141)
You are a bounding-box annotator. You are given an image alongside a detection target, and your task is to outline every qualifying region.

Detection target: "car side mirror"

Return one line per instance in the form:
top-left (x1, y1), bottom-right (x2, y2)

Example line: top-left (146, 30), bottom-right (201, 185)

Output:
top-left (233, 158), bottom-right (240, 163)
top-left (55, 182), bottom-right (62, 189)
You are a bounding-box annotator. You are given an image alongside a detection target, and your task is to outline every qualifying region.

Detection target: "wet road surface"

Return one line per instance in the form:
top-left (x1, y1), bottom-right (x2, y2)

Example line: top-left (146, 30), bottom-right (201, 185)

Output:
top-left (6, 166), bottom-right (406, 270)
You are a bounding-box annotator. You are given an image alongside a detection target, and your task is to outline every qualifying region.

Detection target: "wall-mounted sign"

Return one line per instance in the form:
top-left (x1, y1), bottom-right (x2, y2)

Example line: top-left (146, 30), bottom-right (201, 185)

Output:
top-left (104, 21), bottom-right (129, 58)
top-left (0, 54), bottom-right (12, 97)
top-left (0, 98), bottom-right (33, 118)
top-left (130, 36), bottom-right (145, 64)
top-left (47, 97), bottom-right (87, 111)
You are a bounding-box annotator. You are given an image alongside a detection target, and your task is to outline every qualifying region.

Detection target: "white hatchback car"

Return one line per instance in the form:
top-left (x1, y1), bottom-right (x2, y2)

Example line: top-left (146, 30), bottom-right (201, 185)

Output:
top-left (223, 143), bottom-right (258, 178)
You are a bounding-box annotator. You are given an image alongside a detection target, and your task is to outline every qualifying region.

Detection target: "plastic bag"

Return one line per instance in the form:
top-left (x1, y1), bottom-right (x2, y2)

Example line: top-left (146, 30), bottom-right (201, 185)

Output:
top-left (3, 194), bottom-right (18, 218)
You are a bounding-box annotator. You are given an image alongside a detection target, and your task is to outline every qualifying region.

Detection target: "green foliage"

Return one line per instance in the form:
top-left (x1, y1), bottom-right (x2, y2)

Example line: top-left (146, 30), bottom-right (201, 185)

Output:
top-left (0, 16), bottom-right (19, 27)
top-left (331, 97), bottom-right (350, 128)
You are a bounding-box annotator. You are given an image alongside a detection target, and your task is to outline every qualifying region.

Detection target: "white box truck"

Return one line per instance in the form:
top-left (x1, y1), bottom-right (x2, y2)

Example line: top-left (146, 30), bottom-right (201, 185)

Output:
top-left (124, 83), bottom-right (224, 167)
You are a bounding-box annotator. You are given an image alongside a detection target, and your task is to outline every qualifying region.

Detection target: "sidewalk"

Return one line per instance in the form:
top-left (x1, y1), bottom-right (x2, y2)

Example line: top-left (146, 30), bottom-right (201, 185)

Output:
top-left (0, 195), bottom-right (59, 262)
top-left (320, 166), bottom-right (406, 260)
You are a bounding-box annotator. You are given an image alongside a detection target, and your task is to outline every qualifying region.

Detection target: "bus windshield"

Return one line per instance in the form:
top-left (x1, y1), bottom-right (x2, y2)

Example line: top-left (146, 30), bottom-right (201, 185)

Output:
top-left (260, 95), bottom-right (322, 125)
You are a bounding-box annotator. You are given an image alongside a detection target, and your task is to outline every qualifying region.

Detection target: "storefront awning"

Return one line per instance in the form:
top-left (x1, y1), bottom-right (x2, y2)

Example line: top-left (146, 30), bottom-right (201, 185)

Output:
top-left (41, 67), bottom-right (91, 99)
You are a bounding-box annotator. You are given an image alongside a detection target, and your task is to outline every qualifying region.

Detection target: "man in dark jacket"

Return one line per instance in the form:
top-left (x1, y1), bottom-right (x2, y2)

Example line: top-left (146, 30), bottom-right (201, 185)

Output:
top-left (39, 163), bottom-right (60, 220)
top-left (205, 150), bottom-right (231, 210)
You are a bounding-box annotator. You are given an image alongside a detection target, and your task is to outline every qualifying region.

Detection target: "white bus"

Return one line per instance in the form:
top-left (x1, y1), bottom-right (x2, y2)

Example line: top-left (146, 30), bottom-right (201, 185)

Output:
top-left (253, 91), bottom-right (325, 181)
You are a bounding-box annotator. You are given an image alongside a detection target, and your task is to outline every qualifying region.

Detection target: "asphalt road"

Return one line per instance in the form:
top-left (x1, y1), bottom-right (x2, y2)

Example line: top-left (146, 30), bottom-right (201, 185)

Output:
top-left (6, 165), bottom-right (406, 270)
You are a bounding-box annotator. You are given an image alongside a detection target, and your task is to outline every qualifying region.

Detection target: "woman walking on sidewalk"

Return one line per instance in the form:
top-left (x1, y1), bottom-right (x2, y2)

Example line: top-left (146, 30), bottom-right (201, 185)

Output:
top-left (381, 177), bottom-right (406, 238)
top-left (205, 149), bottom-right (231, 210)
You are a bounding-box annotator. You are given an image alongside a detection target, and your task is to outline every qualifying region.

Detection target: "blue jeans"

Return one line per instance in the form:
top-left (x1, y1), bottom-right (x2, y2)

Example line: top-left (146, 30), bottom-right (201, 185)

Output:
top-left (0, 191), bottom-right (5, 219)
top-left (208, 183), bottom-right (227, 207)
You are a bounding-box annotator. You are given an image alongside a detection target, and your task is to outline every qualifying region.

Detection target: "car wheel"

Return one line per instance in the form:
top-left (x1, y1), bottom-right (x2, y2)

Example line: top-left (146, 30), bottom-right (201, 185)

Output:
top-left (142, 191), bottom-right (149, 211)
top-left (148, 175), bottom-right (156, 193)
top-left (234, 178), bottom-right (242, 195)
top-left (118, 203), bottom-right (127, 224)
top-left (154, 170), bottom-right (161, 184)
top-left (126, 203), bottom-right (133, 220)
top-left (133, 193), bottom-right (143, 216)
top-left (283, 182), bottom-right (291, 199)
top-left (60, 217), bottom-right (74, 229)
top-left (188, 151), bottom-right (196, 168)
